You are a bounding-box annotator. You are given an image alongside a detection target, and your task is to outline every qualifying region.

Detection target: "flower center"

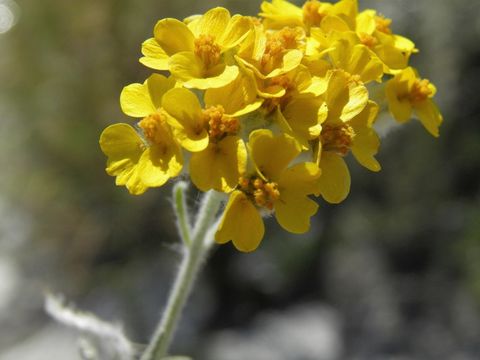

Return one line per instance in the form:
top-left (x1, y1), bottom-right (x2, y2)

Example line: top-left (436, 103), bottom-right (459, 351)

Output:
top-left (261, 27), bottom-right (304, 73)
top-left (302, 0), bottom-right (325, 28)
top-left (408, 79), bottom-right (433, 103)
top-left (194, 34), bottom-right (221, 68)
top-left (139, 112), bottom-right (170, 145)
top-left (262, 74), bottom-right (296, 113)
top-left (320, 124), bottom-right (355, 156)
top-left (202, 105), bottom-right (239, 141)
top-left (238, 176), bottom-right (280, 210)
top-left (375, 15), bottom-right (392, 34)
top-left (359, 32), bottom-right (378, 48)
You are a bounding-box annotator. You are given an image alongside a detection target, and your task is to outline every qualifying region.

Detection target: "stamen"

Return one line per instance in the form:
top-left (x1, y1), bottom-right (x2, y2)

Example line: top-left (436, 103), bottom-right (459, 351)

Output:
top-left (261, 27), bottom-right (304, 73)
top-left (408, 79), bottom-right (433, 103)
top-left (202, 105), bottom-right (239, 141)
top-left (320, 124), bottom-right (356, 156)
top-left (194, 34), bottom-right (221, 68)
top-left (359, 32), bottom-right (378, 49)
top-left (237, 176), bottom-right (280, 211)
top-left (375, 15), bottom-right (392, 34)
top-left (261, 74), bottom-right (296, 113)
top-left (139, 112), bottom-right (170, 145)
top-left (302, 0), bottom-right (325, 28)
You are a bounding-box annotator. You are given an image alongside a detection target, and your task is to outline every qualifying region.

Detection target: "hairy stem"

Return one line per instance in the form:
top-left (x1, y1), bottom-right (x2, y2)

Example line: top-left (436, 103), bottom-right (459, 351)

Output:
top-left (172, 181), bottom-right (192, 248)
top-left (140, 189), bottom-right (224, 360)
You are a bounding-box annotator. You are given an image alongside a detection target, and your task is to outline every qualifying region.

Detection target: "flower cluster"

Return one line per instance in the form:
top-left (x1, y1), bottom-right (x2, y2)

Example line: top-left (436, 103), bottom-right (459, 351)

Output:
top-left (100, 0), bottom-right (443, 252)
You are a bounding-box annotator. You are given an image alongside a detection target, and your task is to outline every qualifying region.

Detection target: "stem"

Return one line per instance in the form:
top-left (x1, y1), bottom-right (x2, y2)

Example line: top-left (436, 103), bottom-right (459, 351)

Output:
top-left (140, 190), bottom-right (224, 360)
top-left (172, 181), bottom-right (192, 248)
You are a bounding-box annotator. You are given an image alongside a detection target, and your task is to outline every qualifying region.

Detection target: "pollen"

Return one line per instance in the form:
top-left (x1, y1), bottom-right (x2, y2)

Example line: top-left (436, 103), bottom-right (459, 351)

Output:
top-left (262, 27), bottom-right (304, 72)
top-left (320, 124), bottom-right (356, 156)
top-left (238, 176), bottom-right (280, 211)
top-left (202, 105), bottom-right (239, 141)
top-left (262, 74), bottom-right (296, 113)
top-left (139, 112), bottom-right (170, 145)
top-left (359, 32), bottom-right (379, 49)
top-left (409, 79), bottom-right (433, 103)
top-left (375, 15), bottom-right (392, 34)
top-left (194, 34), bottom-right (221, 68)
top-left (302, 0), bottom-right (325, 28)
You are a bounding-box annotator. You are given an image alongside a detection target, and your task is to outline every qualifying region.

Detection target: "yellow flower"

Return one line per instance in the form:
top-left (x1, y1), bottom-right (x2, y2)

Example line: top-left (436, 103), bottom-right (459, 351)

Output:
top-left (140, 7), bottom-right (252, 89)
top-left (327, 38), bottom-right (384, 83)
top-left (259, 0), bottom-right (358, 33)
top-left (236, 26), bottom-right (305, 79)
top-left (99, 120), bottom-right (183, 195)
top-left (355, 9), bottom-right (417, 73)
top-left (215, 129), bottom-right (321, 252)
top-left (99, 74), bottom-right (183, 195)
top-left (386, 67), bottom-right (443, 137)
top-left (163, 74), bottom-right (261, 192)
top-left (312, 70), bottom-right (381, 203)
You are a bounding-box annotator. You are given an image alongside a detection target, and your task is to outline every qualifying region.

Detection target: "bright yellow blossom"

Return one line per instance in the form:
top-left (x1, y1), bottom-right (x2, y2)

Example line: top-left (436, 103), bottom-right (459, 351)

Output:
top-left (237, 26), bottom-right (305, 80)
top-left (260, 0), bottom-right (358, 33)
top-left (162, 74), bottom-right (260, 192)
top-left (99, 119), bottom-right (183, 195)
top-left (386, 67), bottom-right (443, 137)
top-left (215, 130), bottom-right (321, 252)
top-left (356, 9), bottom-right (417, 73)
top-left (312, 70), bottom-right (381, 203)
top-left (99, 74), bottom-right (183, 195)
top-left (140, 7), bottom-right (252, 89)
top-left (100, 1), bottom-right (443, 252)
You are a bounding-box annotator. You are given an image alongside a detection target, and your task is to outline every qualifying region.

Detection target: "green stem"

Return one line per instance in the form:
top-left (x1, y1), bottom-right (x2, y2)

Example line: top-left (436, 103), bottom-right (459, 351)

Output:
top-left (172, 181), bottom-right (192, 248)
top-left (140, 189), bottom-right (224, 360)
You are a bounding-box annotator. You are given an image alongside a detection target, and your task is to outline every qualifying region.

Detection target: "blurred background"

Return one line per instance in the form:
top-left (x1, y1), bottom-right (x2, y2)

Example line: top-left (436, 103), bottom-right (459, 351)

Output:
top-left (0, 0), bottom-right (479, 359)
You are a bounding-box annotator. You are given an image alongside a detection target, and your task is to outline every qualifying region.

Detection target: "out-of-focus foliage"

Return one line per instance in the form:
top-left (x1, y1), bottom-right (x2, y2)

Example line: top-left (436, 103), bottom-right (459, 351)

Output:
top-left (0, 0), bottom-right (479, 359)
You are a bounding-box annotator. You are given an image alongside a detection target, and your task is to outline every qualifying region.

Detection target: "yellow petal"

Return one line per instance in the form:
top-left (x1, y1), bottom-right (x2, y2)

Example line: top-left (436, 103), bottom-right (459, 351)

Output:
top-left (191, 7), bottom-right (230, 38)
top-left (139, 38), bottom-right (170, 70)
top-left (259, 0), bottom-right (303, 29)
top-left (137, 143), bottom-right (183, 187)
top-left (99, 123), bottom-right (147, 195)
top-left (385, 78), bottom-right (412, 122)
top-left (350, 102), bottom-right (381, 171)
top-left (282, 96), bottom-right (323, 142)
top-left (169, 52), bottom-right (205, 83)
top-left (274, 189), bottom-right (319, 234)
top-left (154, 18), bottom-right (194, 55)
top-left (170, 51), bottom-right (240, 89)
top-left (278, 162), bottom-right (322, 196)
top-left (333, 0), bottom-right (358, 26)
top-left (271, 49), bottom-right (303, 78)
top-left (190, 136), bottom-right (246, 192)
top-left (120, 83), bottom-right (156, 118)
top-left (275, 162), bottom-right (321, 233)
top-left (326, 70), bottom-right (368, 122)
top-left (162, 88), bottom-right (208, 152)
top-left (356, 10), bottom-right (376, 35)
top-left (215, 191), bottom-right (265, 252)
top-left (249, 129), bottom-right (301, 181)
top-left (162, 88), bottom-right (203, 129)
top-left (218, 15), bottom-right (252, 50)
top-left (351, 127), bottom-right (381, 172)
top-left (348, 45), bottom-right (383, 83)
top-left (137, 148), bottom-right (170, 188)
top-left (147, 74), bottom-right (176, 109)
top-left (318, 152), bottom-right (350, 204)
top-left (321, 15), bottom-right (350, 32)
top-left (100, 123), bottom-right (144, 159)
top-left (204, 73), bottom-right (261, 116)
top-left (186, 65), bottom-right (239, 89)
top-left (414, 100), bottom-right (443, 138)
top-left (341, 80), bottom-right (369, 122)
